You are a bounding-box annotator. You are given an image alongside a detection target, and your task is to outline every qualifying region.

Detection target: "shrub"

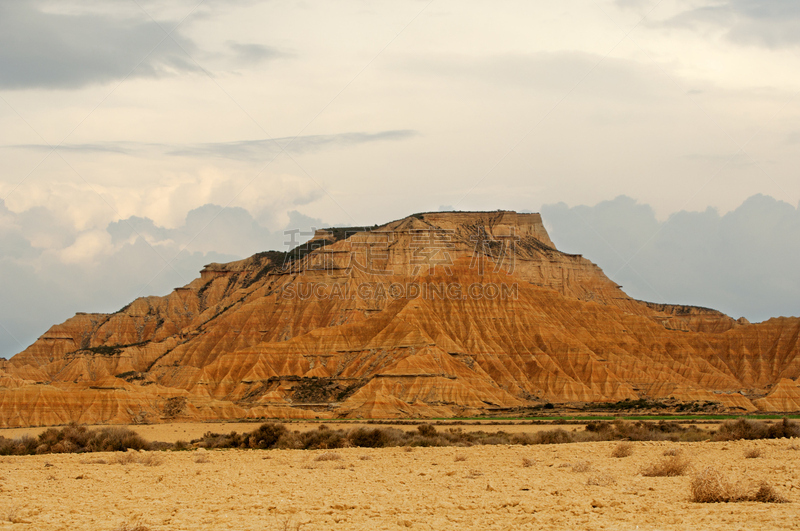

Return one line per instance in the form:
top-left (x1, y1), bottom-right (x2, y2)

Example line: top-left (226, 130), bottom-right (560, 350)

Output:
top-left (641, 455), bottom-right (691, 477)
top-left (571, 461), bottom-right (591, 473)
top-left (521, 457), bottom-right (535, 467)
top-left (533, 429), bottom-right (572, 445)
top-left (611, 442), bottom-right (633, 458)
top-left (713, 418), bottom-right (799, 442)
top-left (586, 472), bottom-right (616, 486)
top-left (417, 424), bottom-right (437, 437)
top-left (248, 423), bottom-right (287, 449)
top-left (348, 428), bottom-right (388, 448)
top-left (112, 521), bottom-right (150, 531)
top-left (690, 467), bottom-right (788, 503)
top-left (86, 428), bottom-right (149, 452)
top-left (314, 452), bottom-right (342, 461)
top-left (690, 467), bottom-right (741, 502)
top-left (295, 429), bottom-right (345, 450)
top-left (193, 449), bottom-right (210, 463)
top-left (751, 482), bottom-right (789, 503)
top-left (744, 447), bottom-right (762, 459)
top-left (766, 418), bottom-right (800, 439)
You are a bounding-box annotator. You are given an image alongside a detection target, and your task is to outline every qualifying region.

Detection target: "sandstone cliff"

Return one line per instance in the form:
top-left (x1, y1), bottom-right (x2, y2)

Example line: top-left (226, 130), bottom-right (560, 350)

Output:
top-left (2, 210), bottom-right (798, 426)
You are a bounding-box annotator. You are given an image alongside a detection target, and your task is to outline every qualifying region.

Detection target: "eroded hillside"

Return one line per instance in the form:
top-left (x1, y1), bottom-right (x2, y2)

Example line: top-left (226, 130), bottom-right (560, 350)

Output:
top-left (2, 211), bottom-right (799, 426)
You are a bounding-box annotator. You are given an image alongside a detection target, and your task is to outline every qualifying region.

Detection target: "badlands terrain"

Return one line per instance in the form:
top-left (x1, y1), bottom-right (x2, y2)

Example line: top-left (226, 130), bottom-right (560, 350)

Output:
top-left (1, 210), bottom-right (800, 427)
top-left (0, 432), bottom-right (797, 530)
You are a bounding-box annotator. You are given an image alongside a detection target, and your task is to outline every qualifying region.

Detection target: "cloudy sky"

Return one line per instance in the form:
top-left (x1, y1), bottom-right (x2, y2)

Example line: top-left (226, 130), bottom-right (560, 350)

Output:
top-left (1, 0), bottom-right (799, 357)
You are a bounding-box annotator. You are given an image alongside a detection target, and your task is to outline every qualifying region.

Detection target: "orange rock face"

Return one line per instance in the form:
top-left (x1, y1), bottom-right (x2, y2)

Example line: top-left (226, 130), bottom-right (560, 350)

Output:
top-left (2, 211), bottom-right (799, 426)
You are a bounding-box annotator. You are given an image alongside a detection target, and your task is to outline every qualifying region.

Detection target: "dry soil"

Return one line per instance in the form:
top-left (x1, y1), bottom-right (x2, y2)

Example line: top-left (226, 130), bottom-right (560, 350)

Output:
top-left (1, 436), bottom-right (798, 530)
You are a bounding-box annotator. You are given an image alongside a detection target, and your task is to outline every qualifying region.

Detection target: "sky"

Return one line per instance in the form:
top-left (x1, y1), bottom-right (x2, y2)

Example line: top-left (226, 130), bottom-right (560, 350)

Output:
top-left (1, 0), bottom-right (799, 357)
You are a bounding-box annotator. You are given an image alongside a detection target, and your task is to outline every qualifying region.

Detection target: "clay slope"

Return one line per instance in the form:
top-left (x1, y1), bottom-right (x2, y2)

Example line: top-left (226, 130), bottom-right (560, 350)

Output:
top-left (2, 210), bottom-right (799, 426)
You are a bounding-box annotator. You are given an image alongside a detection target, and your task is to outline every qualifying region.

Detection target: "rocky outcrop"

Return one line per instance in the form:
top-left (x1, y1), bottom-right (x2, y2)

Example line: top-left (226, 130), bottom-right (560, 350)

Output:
top-left (2, 210), bottom-right (799, 426)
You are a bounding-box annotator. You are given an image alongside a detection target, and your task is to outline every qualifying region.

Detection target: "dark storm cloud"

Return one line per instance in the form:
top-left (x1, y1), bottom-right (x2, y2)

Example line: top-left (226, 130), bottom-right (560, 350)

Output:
top-left (667, 0), bottom-right (800, 48)
top-left (0, 1), bottom-right (201, 89)
top-left (11, 130), bottom-right (419, 160)
top-left (542, 194), bottom-right (800, 322)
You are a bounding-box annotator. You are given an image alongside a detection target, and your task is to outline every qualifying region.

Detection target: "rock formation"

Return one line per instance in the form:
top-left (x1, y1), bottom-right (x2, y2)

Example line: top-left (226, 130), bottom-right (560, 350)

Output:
top-left (2, 211), bottom-right (799, 426)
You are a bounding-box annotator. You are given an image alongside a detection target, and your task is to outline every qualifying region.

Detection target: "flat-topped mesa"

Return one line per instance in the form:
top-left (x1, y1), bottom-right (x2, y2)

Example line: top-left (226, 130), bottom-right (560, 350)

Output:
top-left (3, 208), bottom-right (800, 427)
top-left (408, 211), bottom-right (555, 248)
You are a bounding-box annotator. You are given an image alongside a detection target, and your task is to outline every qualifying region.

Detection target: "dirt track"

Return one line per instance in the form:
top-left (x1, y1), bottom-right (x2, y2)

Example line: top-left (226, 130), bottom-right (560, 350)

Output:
top-left (1, 437), bottom-right (798, 530)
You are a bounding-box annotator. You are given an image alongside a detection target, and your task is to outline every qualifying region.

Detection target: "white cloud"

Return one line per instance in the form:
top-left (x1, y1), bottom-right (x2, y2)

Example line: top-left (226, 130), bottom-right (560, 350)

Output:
top-left (542, 194), bottom-right (800, 322)
top-left (0, 198), bottom-right (327, 358)
top-left (59, 229), bottom-right (112, 264)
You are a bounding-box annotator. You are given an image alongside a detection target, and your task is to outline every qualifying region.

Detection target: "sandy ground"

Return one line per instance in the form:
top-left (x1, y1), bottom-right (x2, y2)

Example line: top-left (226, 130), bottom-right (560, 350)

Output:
top-left (0, 421), bottom-right (721, 444)
top-left (1, 438), bottom-right (798, 530)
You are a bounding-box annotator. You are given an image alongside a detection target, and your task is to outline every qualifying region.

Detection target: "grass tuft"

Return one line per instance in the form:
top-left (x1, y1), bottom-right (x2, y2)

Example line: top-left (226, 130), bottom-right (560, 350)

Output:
top-left (690, 467), bottom-right (788, 503)
top-left (571, 460), bottom-right (591, 473)
top-left (586, 472), bottom-right (616, 486)
top-left (641, 455), bottom-right (691, 477)
top-left (112, 521), bottom-right (150, 531)
top-left (610, 442), bottom-right (633, 458)
top-left (314, 452), bottom-right (342, 462)
top-left (744, 447), bottom-right (762, 459)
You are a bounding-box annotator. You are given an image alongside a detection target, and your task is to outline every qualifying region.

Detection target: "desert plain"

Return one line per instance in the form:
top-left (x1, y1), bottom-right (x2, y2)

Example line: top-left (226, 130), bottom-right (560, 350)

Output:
top-left (1, 423), bottom-right (798, 531)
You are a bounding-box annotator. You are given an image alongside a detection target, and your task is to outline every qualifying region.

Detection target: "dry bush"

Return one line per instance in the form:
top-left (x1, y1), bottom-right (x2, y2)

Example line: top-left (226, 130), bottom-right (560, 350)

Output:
top-left (139, 453), bottom-right (163, 467)
top-left (110, 452), bottom-right (162, 467)
top-left (314, 452), bottom-right (342, 462)
top-left (586, 472), bottom-right (616, 486)
top-left (193, 451), bottom-right (210, 464)
top-left (690, 467), bottom-right (788, 503)
top-left (80, 457), bottom-right (108, 464)
top-left (663, 447), bottom-right (681, 457)
top-left (751, 482), bottom-right (789, 503)
top-left (279, 517), bottom-right (306, 531)
top-left (641, 455), bottom-right (691, 477)
top-left (454, 454), bottom-right (467, 462)
top-left (112, 522), bottom-right (150, 531)
top-left (111, 452), bottom-right (139, 465)
top-left (521, 457), bottom-right (535, 468)
top-left (465, 469), bottom-right (483, 479)
top-left (714, 418), bottom-right (800, 442)
top-left (744, 447), bottom-right (762, 459)
top-left (611, 442), bottom-right (633, 458)
top-left (571, 460), bottom-right (591, 473)
top-left (358, 455), bottom-right (372, 461)
top-left (402, 446), bottom-right (413, 453)
top-left (532, 429), bottom-right (573, 445)
top-left (4, 508), bottom-right (27, 524)
top-left (690, 467), bottom-right (741, 502)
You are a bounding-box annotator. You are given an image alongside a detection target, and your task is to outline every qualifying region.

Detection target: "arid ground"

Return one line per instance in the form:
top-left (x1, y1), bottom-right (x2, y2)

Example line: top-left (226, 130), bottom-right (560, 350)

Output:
top-left (1, 428), bottom-right (798, 530)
